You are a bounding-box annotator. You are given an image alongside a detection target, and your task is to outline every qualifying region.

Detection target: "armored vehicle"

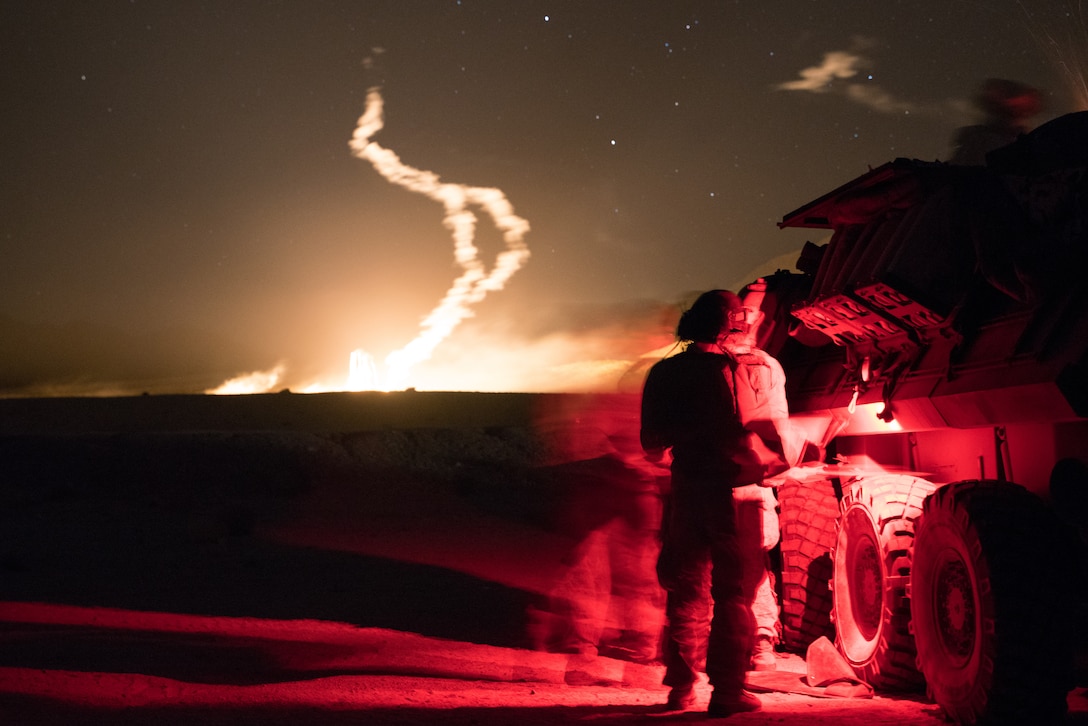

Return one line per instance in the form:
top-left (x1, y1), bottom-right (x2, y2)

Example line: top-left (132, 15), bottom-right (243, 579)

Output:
top-left (757, 111), bottom-right (1088, 724)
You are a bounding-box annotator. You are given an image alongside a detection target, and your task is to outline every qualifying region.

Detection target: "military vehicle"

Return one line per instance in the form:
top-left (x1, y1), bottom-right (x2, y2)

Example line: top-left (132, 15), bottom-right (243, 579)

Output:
top-left (755, 111), bottom-right (1088, 724)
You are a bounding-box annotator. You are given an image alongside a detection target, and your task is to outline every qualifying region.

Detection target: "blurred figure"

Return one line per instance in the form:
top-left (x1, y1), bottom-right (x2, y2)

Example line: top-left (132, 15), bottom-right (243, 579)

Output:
top-left (527, 393), bottom-right (666, 678)
top-left (950, 78), bottom-right (1044, 165)
top-left (640, 290), bottom-right (765, 717)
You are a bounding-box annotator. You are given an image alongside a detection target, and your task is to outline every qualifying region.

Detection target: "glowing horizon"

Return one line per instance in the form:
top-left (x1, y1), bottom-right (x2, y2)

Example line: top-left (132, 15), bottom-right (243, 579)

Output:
top-left (208, 87), bottom-right (532, 396)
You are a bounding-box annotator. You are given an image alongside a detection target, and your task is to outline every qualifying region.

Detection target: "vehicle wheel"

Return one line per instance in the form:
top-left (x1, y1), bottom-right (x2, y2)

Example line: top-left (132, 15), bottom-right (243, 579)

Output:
top-left (832, 474), bottom-right (935, 690)
top-left (911, 480), bottom-right (1072, 725)
top-left (777, 477), bottom-right (839, 651)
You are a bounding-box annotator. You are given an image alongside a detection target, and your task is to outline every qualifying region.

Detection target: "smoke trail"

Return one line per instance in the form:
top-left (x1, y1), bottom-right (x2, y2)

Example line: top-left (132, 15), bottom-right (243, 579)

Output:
top-left (349, 88), bottom-right (531, 389)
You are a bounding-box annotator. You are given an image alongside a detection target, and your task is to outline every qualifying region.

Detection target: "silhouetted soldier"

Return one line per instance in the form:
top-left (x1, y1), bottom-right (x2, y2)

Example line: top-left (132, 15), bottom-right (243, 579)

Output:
top-left (641, 290), bottom-right (766, 717)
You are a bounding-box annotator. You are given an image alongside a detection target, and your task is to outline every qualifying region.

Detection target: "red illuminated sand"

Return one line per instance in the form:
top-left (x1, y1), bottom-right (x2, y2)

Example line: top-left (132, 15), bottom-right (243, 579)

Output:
top-left (0, 602), bottom-right (959, 725)
top-left (1, 392), bottom-right (1085, 724)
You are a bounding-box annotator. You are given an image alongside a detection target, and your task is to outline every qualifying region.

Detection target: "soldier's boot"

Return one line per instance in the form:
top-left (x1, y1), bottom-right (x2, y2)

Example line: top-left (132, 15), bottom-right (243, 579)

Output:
top-left (749, 635), bottom-right (776, 672)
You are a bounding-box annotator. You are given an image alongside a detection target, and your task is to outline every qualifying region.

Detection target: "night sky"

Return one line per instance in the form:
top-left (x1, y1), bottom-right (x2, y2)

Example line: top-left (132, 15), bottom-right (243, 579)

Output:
top-left (2, 1), bottom-right (1083, 395)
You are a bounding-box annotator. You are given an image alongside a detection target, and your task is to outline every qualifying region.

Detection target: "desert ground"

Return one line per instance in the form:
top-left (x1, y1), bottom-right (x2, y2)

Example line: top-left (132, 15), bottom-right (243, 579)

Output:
top-left (1, 391), bottom-right (1085, 724)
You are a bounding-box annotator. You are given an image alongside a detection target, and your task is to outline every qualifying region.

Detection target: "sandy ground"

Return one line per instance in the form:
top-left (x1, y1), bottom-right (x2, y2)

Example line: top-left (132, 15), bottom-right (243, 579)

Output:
top-left (3, 603), bottom-right (1085, 725)
top-left (0, 599), bottom-right (975, 725)
top-left (1, 392), bottom-right (1085, 724)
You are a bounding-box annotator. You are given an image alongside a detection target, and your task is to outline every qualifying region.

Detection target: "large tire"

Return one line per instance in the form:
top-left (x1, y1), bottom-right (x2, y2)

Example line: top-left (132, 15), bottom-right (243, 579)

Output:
top-left (777, 477), bottom-right (839, 651)
top-left (911, 480), bottom-right (1072, 725)
top-left (832, 474), bottom-right (935, 690)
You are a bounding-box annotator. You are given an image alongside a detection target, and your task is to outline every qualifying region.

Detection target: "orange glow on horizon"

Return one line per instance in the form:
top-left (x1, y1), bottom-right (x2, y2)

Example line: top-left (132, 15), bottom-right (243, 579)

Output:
top-left (206, 364), bottom-right (286, 395)
top-left (208, 86), bottom-right (535, 396)
top-left (203, 302), bottom-right (678, 396)
top-left (208, 344), bottom-right (660, 395)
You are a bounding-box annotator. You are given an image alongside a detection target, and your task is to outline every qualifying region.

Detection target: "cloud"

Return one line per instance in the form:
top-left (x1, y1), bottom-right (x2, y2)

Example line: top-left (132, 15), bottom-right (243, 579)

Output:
top-left (777, 47), bottom-right (907, 114)
top-left (776, 46), bottom-right (973, 124)
top-left (777, 51), bottom-right (863, 92)
top-left (844, 82), bottom-right (917, 114)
